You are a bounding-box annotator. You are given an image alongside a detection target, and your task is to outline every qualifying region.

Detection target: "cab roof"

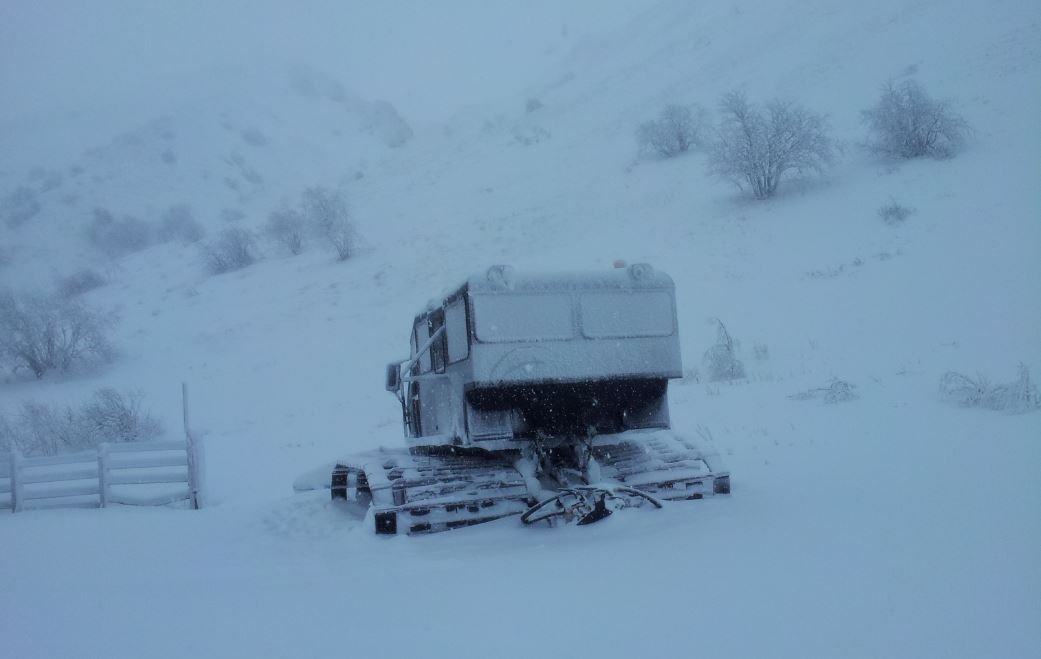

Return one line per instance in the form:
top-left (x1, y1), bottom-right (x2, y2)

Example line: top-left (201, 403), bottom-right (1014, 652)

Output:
top-left (465, 264), bottom-right (674, 295)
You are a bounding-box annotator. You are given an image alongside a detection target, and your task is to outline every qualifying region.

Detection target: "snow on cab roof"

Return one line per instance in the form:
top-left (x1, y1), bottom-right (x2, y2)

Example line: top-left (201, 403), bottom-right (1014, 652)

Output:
top-left (465, 264), bottom-right (674, 294)
top-left (421, 264), bottom-right (674, 313)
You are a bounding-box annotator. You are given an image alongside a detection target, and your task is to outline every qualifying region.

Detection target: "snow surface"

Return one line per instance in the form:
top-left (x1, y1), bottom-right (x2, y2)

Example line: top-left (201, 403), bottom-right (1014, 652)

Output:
top-left (2, 1), bottom-right (1040, 657)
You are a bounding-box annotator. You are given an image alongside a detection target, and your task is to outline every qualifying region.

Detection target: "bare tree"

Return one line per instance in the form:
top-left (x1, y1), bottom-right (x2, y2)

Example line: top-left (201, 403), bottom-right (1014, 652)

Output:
top-left (0, 291), bottom-right (115, 378)
top-left (301, 186), bottom-right (355, 261)
top-left (709, 91), bottom-right (833, 199)
top-left (202, 227), bottom-right (259, 274)
top-left (863, 79), bottom-right (969, 160)
top-left (636, 104), bottom-right (706, 157)
top-left (264, 207), bottom-right (306, 255)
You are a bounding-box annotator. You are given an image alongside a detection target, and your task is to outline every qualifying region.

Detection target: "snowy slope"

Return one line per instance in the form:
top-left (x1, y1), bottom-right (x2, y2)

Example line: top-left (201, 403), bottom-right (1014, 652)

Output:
top-left (2, 1), bottom-right (1040, 658)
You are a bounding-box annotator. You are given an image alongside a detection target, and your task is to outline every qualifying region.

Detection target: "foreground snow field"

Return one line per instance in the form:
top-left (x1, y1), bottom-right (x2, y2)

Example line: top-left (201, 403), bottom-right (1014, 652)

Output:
top-left (4, 393), bottom-right (1039, 658)
top-left (1, 1), bottom-right (1040, 657)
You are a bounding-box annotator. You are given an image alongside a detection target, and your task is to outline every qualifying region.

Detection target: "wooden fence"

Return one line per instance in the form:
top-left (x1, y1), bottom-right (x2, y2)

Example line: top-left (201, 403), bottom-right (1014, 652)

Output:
top-left (0, 439), bottom-right (200, 512)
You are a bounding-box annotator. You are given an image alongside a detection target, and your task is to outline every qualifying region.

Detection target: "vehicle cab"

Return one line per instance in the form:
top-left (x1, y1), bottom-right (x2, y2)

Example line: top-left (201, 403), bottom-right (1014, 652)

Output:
top-left (386, 264), bottom-right (683, 452)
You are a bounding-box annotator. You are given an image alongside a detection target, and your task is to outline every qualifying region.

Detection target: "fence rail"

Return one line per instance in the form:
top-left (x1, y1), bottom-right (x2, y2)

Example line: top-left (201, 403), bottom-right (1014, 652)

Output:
top-left (0, 439), bottom-right (200, 513)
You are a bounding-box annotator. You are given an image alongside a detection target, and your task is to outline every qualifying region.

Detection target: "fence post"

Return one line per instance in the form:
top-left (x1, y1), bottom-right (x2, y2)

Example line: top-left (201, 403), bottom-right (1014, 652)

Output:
top-left (10, 450), bottom-right (22, 513)
top-left (97, 443), bottom-right (109, 508)
top-left (183, 382), bottom-right (201, 510)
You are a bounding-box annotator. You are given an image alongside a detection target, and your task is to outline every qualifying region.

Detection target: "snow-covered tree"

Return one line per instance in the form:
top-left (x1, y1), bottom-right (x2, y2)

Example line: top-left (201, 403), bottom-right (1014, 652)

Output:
top-left (265, 207), bottom-right (307, 256)
top-left (636, 104), bottom-right (706, 158)
top-left (709, 91), bottom-right (833, 199)
top-left (0, 291), bottom-right (115, 378)
top-left (1, 389), bottom-right (162, 456)
top-left (301, 186), bottom-right (355, 261)
top-left (862, 79), bottom-right (969, 160)
top-left (202, 227), bottom-right (259, 274)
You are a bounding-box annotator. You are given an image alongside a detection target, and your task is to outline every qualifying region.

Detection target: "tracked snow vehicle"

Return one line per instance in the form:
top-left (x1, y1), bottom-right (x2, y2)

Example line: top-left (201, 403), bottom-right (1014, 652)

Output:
top-left (331, 264), bottom-right (729, 534)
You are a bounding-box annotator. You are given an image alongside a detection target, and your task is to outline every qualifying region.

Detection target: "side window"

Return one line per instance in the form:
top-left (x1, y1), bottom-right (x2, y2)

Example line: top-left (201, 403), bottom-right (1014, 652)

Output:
top-left (445, 298), bottom-right (469, 363)
top-left (413, 320), bottom-right (431, 373)
top-left (409, 326), bottom-right (419, 375)
top-left (429, 309), bottom-right (446, 373)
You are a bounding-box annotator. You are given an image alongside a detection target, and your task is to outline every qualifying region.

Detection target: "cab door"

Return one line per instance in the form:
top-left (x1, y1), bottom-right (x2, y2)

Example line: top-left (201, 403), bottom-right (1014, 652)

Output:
top-left (406, 320), bottom-right (426, 437)
top-left (417, 309), bottom-right (448, 436)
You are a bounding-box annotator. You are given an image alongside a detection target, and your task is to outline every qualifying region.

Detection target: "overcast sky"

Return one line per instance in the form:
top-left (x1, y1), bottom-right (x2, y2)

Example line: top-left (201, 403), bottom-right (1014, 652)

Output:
top-left (0, 0), bottom-right (654, 129)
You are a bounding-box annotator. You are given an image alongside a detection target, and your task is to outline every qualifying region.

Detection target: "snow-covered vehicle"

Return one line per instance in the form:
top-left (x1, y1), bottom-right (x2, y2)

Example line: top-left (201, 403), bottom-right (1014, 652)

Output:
top-left (331, 264), bottom-right (729, 533)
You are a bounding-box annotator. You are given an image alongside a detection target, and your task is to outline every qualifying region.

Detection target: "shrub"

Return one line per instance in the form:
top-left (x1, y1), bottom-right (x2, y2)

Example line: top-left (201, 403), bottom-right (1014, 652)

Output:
top-left (0, 291), bottom-right (115, 378)
top-left (221, 208), bottom-right (245, 223)
top-left (702, 319), bottom-right (745, 382)
top-left (301, 186), bottom-right (355, 261)
top-left (789, 379), bottom-right (858, 404)
top-left (709, 91), bottom-right (833, 199)
top-left (863, 80), bottom-right (969, 160)
top-left (4, 402), bottom-right (77, 456)
top-left (157, 204), bottom-right (206, 244)
top-left (80, 388), bottom-right (163, 444)
top-left (512, 124), bottom-right (551, 146)
top-left (0, 414), bottom-right (13, 453)
top-left (940, 364), bottom-right (1040, 413)
top-left (878, 198), bottom-right (915, 224)
top-left (2, 186), bottom-right (41, 227)
top-left (202, 227), bottom-right (258, 274)
top-left (38, 170), bottom-right (64, 193)
top-left (55, 268), bottom-right (107, 298)
top-left (226, 152), bottom-right (263, 186)
top-left (265, 208), bottom-right (306, 255)
top-left (364, 100), bottom-right (412, 147)
top-left (241, 126), bottom-right (269, 147)
top-left (636, 104), bottom-right (705, 157)
top-left (0, 389), bottom-right (162, 457)
top-left (86, 207), bottom-right (153, 257)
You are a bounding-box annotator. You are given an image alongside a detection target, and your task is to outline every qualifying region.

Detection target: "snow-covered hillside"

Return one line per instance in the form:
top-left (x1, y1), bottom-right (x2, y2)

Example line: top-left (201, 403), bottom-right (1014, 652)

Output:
top-left (2, 1), bottom-right (1040, 658)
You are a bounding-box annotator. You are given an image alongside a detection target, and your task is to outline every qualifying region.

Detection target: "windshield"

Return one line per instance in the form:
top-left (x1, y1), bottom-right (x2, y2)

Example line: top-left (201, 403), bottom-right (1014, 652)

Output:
top-left (472, 293), bottom-right (574, 342)
top-left (580, 291), bottom-right (675, 338)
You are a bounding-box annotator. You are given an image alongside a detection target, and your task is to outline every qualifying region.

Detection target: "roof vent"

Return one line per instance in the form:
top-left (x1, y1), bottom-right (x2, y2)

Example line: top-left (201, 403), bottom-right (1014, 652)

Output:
top-left (486, 265), bottom-right (515, 288)
top-left (627, 263), bottom-right (654, 281)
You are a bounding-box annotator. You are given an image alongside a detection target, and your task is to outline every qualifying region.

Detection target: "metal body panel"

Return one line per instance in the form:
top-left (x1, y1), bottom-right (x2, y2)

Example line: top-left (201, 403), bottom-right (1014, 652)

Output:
top-left (467, 337), bottom-right (682, 388)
